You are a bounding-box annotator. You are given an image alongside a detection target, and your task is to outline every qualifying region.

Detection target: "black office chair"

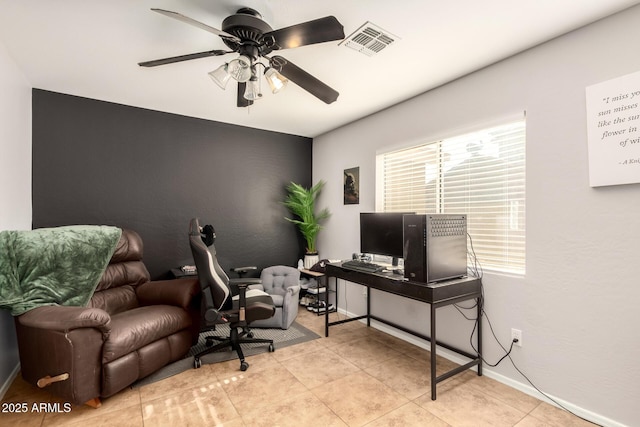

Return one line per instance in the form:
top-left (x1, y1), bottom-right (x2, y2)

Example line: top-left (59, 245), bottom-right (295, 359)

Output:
top-left (188, 218), bottom-right (276, 371)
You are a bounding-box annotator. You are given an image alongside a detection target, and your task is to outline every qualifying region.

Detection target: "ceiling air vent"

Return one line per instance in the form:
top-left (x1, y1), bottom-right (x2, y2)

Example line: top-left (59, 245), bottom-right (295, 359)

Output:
top-left (340, 22), bottom-right (398, 56)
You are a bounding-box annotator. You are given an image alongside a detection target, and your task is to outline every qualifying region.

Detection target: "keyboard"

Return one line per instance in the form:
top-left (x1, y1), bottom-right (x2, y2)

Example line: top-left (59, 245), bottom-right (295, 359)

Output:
top-left (341, 260), bottom-right (384, 273)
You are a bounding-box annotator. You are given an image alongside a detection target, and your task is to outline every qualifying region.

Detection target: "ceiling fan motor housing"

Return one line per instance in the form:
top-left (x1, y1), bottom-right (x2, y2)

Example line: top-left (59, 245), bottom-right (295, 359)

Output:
top-left (222, 8), bottom-right (274, 57)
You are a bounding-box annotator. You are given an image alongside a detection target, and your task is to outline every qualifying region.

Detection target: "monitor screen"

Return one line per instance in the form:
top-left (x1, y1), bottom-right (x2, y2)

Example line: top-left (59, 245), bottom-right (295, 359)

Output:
top-left (359, 212), bottom-right (412, 259)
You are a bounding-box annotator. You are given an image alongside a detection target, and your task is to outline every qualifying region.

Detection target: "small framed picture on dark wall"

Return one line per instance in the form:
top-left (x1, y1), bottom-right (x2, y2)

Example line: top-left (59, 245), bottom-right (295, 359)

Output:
top-left (344, 167), bottom-right (359, 205)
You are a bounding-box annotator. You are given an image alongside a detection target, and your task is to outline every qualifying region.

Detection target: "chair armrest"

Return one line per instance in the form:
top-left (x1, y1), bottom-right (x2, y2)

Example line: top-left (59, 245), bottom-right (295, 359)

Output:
top-left (236, 283), bottom-right (248, 323)
top-left (136, 277), bottom-right (200, 310)
top-left (229, 278), bottom-right (262, 286)
top-left (281, 284), bottom-right (300, 328)
top-left (230, 266), bottom-right (257, 276)
top-left (286, 285), bottom-right (301, 295)
top-left (17, 306), bottom-right (111, 333)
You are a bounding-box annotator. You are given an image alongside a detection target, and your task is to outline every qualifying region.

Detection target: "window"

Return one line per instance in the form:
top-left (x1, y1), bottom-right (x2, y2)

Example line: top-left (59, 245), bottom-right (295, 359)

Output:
top-left (377, 119), bottom-right (526, 274)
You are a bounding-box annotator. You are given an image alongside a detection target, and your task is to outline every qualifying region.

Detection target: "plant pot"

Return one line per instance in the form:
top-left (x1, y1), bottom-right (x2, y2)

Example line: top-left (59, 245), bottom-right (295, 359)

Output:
top-left (303, 253), bottom-right (320, 269)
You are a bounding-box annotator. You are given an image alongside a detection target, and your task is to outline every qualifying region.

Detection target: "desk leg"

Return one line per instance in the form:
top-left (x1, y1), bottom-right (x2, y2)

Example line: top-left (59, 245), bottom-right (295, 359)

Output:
top-left (430, 303), bottom-right (437, 400)
top-left (477, 295), bottom-right (483, 376)
top-left (325, 277), bottom-right (330, 337)
top-left (366, 285), bottom-right (371, 327)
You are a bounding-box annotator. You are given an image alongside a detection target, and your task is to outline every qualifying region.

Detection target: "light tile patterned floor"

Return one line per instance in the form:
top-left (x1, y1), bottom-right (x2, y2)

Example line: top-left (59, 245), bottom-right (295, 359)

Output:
top-left (2, 310), bottom-right (595, 426)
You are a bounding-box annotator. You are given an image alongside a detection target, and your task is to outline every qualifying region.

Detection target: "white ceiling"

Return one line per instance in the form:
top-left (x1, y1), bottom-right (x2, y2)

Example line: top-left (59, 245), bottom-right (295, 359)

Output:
top-left (1, 0), bottom-right (638, 137)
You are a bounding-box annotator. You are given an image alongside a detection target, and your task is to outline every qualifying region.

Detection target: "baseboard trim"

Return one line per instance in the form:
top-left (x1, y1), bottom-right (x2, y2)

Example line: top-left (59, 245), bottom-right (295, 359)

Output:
top-left (337, 308), bottom-right (623, 427)
top-left (0, 362), bottom-right (20, 401)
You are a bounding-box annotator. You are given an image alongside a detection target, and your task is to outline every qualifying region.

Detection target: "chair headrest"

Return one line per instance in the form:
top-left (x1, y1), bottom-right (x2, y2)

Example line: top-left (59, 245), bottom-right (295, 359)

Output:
top-left (201, 224), bottom-right (216, 246)
top-left (189, 218), bottom-right (215, 247)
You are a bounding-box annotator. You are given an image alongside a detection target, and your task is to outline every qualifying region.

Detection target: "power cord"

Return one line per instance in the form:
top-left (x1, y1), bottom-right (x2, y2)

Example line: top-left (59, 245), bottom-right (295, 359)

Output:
top-left (471, 306), bottom-right (600, 425)
top-left (457, 234), bottom-right (600, 426)
top-left (466, 232), bottom-right (483, 280)
top-left (341, 277), bottom-right (348, 320)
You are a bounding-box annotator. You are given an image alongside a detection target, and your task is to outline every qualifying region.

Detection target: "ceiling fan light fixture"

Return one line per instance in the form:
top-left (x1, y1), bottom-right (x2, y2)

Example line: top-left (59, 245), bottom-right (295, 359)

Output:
top-left (208, 63), bottom-right (231, 89)
top-left (244, 74), bottom-right (262, 101)
top-left (264, 67), bottom-right (288, 93)
top-left (227, 55), bottom-right (252, 82)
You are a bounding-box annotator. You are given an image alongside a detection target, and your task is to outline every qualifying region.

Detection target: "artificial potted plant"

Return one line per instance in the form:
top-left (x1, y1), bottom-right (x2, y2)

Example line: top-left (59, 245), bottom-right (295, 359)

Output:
top-left (283, 180), bottom-right (330, 268)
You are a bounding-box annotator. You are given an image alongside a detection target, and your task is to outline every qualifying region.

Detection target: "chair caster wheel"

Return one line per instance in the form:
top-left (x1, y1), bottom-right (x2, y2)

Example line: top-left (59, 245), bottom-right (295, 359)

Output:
top-left (194, 358), bottom-right (202, 369)
top-left (247, 332), bottom-right (254, 338)
top-left (269, 344), bottom-right (275, 352)
top-left (240, 361), bottom-right (249, 371)
top-left (205, 339), bottom-right (213, 347)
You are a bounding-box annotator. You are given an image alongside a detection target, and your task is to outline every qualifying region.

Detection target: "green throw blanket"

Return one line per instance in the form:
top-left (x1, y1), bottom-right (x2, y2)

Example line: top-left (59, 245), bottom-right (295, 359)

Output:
top-left (0, 225), bottom-right (122, 316)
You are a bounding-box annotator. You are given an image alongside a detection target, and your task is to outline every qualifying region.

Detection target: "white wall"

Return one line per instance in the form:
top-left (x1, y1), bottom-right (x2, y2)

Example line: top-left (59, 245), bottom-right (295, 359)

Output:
top-left (313, 5), bottom-right (640, 427)
top-left (0, 40), bottom-right (32, 396)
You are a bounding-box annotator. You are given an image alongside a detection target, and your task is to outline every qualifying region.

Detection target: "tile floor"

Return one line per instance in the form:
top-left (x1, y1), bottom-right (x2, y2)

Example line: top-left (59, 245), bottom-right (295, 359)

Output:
top-left (1, 310), bottom-right (595, 427)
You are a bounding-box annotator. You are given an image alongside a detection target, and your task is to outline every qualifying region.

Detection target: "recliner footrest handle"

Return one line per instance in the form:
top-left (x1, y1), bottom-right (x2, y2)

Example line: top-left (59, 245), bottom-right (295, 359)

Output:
top-left (37, 373), bottom-right (69, 388)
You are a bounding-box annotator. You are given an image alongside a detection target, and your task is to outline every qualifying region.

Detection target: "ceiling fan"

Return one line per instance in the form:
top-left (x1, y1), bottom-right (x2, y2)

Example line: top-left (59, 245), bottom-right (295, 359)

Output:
top-left (139, 8), bottom-right (345, 107)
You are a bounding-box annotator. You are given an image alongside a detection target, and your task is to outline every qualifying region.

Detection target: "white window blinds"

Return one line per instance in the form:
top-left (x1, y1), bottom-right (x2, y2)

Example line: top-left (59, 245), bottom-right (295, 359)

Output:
top-left (378, 119), bottom-right (526, 274)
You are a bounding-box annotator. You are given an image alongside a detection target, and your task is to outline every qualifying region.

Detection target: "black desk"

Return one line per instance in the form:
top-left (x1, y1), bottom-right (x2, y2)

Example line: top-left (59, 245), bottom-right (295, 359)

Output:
top-left (324, 262), bottom-right (482, 400)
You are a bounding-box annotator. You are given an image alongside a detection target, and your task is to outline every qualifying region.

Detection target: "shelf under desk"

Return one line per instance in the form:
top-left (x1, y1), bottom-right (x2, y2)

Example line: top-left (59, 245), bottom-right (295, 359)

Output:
top-left (324, 262), bottom-right (483, 400)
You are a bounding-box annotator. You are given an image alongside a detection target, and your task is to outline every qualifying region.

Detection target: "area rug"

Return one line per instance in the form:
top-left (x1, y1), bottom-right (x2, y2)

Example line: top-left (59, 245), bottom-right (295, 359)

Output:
top-left (132, 321), bottom-right (320, 387)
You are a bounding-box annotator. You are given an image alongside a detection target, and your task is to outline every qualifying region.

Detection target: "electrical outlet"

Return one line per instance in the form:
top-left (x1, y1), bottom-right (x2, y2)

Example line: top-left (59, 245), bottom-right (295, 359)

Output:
top-left (511, 328), bottom-right (522, 347)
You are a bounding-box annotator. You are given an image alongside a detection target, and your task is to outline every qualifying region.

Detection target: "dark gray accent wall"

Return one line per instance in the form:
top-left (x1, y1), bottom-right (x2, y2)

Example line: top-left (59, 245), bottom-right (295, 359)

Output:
top-left (32, 89), bottom-right (312, 279)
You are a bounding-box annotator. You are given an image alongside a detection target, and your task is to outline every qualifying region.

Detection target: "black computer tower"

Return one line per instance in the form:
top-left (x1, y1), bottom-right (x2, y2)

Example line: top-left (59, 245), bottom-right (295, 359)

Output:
top-left (403, 214), bottom-right (467, 283)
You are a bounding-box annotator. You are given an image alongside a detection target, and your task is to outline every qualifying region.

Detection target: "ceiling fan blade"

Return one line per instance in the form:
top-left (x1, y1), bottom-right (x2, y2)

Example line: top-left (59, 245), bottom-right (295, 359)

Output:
top-left (270, 56), bottom-right (339, 104)
top-left (263, 16), bottom-right (344, 50)
top-left (138, 50), bottom-right (229, 67)
top-left (237, 82), bottom-right (253, 108)
top-left (151, 8), bottom-right (241, 43)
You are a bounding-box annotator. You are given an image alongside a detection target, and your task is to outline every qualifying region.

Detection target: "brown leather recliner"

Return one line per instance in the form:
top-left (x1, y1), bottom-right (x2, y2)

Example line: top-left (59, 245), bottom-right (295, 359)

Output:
top-left (14, 229), bottom-right (201, 407)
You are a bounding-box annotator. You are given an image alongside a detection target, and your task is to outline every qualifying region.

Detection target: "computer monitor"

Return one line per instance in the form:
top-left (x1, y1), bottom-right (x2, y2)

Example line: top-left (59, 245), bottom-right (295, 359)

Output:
top-left (359, 212), bottom-right (413, 265)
